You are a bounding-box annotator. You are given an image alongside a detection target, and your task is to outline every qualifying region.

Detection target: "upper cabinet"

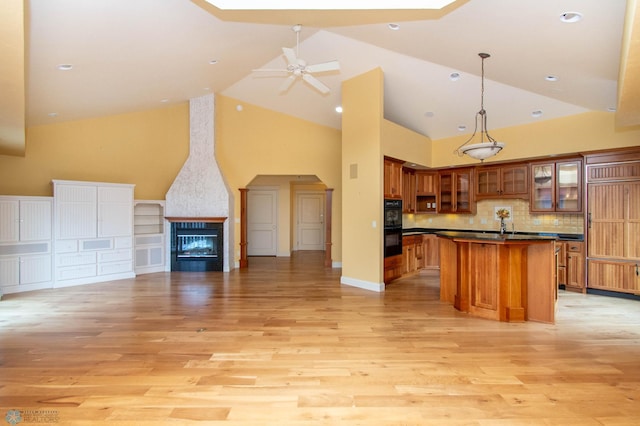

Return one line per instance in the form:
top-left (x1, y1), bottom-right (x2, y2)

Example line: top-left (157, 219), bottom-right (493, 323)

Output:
top-left (402, 167), bottom-right (416, 213)
top-left (530, 159), bottom-right (582, 213)
top-left (438, 167), bottom-right (475, 214)
top-left (384, 157), bottom-right (403, 199)
top-left (415, 171), bottom-right (438, 213)
top-left (475, 163), bottom-right (528, 200)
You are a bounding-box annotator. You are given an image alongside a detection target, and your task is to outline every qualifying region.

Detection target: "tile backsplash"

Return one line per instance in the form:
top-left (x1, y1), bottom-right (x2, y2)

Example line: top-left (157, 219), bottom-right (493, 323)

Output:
top-left (404, 199), bottom-right (584, 235)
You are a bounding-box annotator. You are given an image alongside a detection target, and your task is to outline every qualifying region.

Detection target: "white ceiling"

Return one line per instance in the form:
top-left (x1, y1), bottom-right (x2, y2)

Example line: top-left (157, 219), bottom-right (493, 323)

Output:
top-left (15, 0), bottom-right (636, 152)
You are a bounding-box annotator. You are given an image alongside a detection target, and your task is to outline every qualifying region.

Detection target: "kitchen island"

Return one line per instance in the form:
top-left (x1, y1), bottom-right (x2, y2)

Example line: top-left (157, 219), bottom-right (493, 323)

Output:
top-left (437, 231), bottom-right (557, 323)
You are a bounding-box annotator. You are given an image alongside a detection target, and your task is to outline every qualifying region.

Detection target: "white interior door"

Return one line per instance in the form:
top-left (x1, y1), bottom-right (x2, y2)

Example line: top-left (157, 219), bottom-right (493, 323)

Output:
top-left (247, 189), bottom-right (278, 256)
top-left (296, 192), bottom-right (324, 251)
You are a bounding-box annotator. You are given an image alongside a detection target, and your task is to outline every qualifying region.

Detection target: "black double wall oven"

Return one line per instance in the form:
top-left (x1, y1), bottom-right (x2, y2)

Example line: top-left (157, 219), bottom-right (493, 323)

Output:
top-left (384, 199), bottom-right (403, 258)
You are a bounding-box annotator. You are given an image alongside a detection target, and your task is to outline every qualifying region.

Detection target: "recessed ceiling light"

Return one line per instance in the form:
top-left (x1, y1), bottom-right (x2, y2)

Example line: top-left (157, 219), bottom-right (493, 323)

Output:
top-left (449, 72), bottom-right (460, 81)
top-left (160, 99), bottom-right (169, 103)
top-left (236, 104), bottom-right (243, 111)
top-left (424, 111), bottom-right (434, 118)
top-left (545, 75), bottom-right (558, 82)
top-left (209, 59), bottom-right (219, 65)
top-left (607, 106), bottom-right (617, 112)
top-left (457, 125), bottom-right (466, 132)
top-left (335, 106), bottom-right (343, 113)
top-left (560, 12), bottom-right (583, 23)
top-left (57, 64), bottom-right (73, 71)
top-left (388, 23), bottom-right (400, 30)
top-left (531, 110), bottom-right (543, 118)
top-left (48, 112), bottom-right (58, 117)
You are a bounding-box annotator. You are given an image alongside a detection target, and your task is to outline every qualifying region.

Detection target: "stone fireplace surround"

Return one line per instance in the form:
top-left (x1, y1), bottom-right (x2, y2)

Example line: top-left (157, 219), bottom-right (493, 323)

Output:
top-left (165, 94), bottom-right (234, 272)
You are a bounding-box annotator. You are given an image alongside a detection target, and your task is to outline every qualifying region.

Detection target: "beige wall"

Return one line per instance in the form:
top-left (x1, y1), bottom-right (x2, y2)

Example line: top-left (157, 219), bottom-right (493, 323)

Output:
top-left (431, 111), bottom-right (640, 168)
top-left (382, 119), bottom-right (432, 166)
top-left (0, 104), bottom-right (190, 198)
top-left (214, 95), bottom-right (342, 264)
top-left (341, 68), bottom-right (385, 287)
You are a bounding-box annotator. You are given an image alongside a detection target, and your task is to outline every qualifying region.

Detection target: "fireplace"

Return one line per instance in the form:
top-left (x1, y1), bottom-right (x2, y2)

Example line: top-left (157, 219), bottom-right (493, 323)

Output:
top-left (170, 221), bottom-right (224, 271)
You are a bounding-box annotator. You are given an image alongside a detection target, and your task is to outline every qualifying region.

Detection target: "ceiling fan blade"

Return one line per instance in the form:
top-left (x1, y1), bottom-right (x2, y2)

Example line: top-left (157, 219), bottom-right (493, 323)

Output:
top-left (306, 60), bottom-right (340, 73)
top-left (282, 47), bottom-right (297, 66)
top-left (302, 74), bottom-right (330, 94)
top-left (279, 75), bottom-right (296, 93)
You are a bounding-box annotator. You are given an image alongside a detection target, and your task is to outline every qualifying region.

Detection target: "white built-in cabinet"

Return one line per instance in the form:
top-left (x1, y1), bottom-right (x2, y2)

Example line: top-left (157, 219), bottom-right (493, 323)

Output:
top-left (0, 196), bottom-right (53, 294)
top-left (133, 200), bottom-right (167, 274)
top-left (53, 180), bottom-right (135, 288)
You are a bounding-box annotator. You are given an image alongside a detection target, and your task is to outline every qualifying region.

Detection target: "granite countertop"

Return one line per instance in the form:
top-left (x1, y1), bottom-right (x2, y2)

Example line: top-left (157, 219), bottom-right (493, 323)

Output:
top-left (434, 230), bottom-right (557, 242)
top-left (403, 228), bottom-right (583, 241)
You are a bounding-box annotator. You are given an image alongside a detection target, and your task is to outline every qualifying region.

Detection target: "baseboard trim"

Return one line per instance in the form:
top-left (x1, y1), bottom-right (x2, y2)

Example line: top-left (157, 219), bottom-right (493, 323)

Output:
top-left (340, 275), bottom-right (385, 292)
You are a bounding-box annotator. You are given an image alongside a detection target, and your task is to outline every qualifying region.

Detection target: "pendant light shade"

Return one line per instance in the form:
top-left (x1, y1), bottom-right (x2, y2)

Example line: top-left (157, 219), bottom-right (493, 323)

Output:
top-left (454, 53), bottom-right (505, 161)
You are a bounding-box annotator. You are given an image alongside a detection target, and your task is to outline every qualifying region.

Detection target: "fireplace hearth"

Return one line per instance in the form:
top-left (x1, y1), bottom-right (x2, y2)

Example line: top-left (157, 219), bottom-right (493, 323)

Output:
top-left (170, 221), bottom-right (223, 271)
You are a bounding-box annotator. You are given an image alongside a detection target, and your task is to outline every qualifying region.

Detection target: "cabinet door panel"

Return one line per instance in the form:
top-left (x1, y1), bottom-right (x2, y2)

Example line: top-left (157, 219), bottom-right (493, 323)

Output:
top-left (502, 165), bottom-right (528, 196)
top-left (98, 187), bottom-right (133, 237)
top-left (0, 257), bottom-right (19, 286)
top-left (556, 161), bottom-right (581, 212)
top-left (19, 255), bottom-right (52, 285)
top-left (476, 168), bottom-right (499, 197)
top-left (20, 200), bottom-right (52, 241)
top-left (588, 183), bottom-right (625, 258)
top-left (56, 185), bottom-right (97, 239)
top-left (627, 182), bottom-right (640, 260)
top-left (531, 164), bottom-right (555, 211)
top-left (0, 200), bottom-right (19, 242)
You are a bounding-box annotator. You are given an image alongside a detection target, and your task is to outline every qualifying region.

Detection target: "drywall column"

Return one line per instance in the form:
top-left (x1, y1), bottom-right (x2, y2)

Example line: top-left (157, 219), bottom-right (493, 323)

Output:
top-left (340, 68), bottom-right (385, 291)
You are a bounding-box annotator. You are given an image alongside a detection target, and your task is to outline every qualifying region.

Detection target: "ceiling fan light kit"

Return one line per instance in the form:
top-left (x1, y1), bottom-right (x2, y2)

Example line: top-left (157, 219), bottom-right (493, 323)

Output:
top-left (454, 52), bottom-right (505, 162)
top-left (253, 24), bottom-right (340, 94)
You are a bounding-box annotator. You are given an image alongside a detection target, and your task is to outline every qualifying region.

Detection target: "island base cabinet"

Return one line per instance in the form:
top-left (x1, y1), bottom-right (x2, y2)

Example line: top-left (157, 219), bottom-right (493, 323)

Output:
top-left (440, 235), bottom-right (556, 323)
top-left (455, 243), bottom-right (527, 322)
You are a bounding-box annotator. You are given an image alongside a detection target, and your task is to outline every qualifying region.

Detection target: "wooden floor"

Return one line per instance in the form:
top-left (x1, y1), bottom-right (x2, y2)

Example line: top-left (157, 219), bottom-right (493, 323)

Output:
top-left (1, 251), bottom-right (639, 425)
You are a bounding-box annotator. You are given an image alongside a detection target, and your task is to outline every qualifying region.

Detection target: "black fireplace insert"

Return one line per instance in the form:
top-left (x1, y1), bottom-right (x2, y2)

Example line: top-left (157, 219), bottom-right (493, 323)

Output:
top-left (170, 222), bottom-right (223, 271)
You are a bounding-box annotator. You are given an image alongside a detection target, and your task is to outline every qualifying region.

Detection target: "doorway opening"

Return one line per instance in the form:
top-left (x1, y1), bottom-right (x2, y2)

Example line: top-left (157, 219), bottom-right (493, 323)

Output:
top-left (240, 175), bottom-right (333, 268)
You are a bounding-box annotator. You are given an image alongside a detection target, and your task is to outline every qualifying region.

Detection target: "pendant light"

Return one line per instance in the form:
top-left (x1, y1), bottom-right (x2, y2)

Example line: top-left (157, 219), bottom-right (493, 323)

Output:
top-left (454, 53), bottom-right (505, 161)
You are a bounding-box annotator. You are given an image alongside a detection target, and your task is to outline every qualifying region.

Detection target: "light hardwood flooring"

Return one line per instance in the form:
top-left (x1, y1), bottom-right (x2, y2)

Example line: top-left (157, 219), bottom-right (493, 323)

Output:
top-left (1, 251), bottom-right (639, 425)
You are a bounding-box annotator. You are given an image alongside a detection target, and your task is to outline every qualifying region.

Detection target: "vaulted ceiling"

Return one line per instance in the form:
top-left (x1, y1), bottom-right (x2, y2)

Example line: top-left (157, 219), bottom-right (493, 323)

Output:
top-left (1, 0), bottom-right (639, 156)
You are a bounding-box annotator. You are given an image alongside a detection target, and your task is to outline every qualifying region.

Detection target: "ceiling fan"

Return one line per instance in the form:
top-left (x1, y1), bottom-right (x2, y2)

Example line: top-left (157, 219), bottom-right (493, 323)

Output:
top-left (253, 24), bottom-right (340, 95)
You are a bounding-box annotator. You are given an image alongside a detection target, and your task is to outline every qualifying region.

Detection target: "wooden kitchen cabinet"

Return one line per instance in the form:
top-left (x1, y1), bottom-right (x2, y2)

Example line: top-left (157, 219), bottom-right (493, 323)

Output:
top-left (402, 235), bottom-right (417, 275)
top-left (530, 159), bottom-right (582, 213)
top-left (476, 163), bottom-right (528, 199)
top-left (556, 240), bottom-right (585, 292)
top-left (585, 150), bottom-right (640, 295)
top-left (421, 234), bottom-right (440, 269)
top-left (384, 254), bottom-right (403, 284)
top-left (384, 157), bottom-right (403, 199)
top-left (438, 167), bottom-right (475, 214)
top-left (566, 242), bottom-right (585, 291)
top-left (402, 167), bottom-right (416, 213)
top-left (415, 171), bottom-right (438, 213)
top-left (556, 241), bottom-right (567, 287)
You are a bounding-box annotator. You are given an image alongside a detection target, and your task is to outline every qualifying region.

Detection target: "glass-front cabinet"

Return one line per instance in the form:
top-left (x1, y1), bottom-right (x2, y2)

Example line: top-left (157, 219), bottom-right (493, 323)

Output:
top-left (476, 164), bottom-right (528, 200)
top-left (530, 159), bottom-right (582, 213)
top-left (438, 167), bottom-right (475, 214)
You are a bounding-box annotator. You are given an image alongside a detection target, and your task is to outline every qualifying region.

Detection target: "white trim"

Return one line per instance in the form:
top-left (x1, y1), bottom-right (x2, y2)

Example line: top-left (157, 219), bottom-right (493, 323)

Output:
top-left (340, 275), bottom-right (385, 292)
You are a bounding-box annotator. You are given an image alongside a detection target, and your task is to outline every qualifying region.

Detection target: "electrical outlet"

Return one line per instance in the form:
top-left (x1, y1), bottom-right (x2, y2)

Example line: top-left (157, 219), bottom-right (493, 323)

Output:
top-left (533, 219), bottom-right (541, 226)
top-left (480, 218), bottom-right (487, 224)
top-left (554, 219), bottom-right (559, 226)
